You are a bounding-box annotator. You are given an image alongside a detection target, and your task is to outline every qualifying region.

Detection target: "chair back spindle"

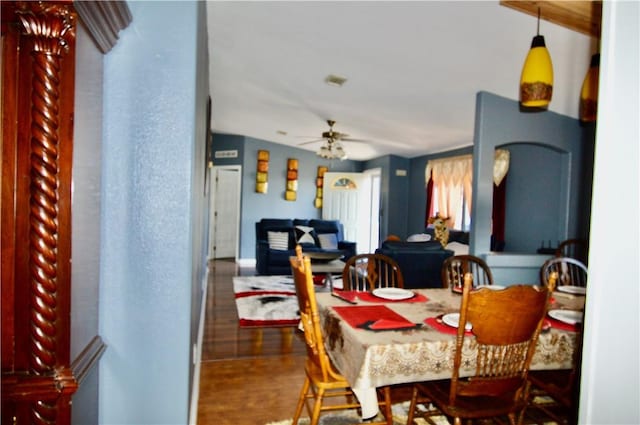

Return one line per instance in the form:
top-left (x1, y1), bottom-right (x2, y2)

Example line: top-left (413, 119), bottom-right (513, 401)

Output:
top-left (342, 253), bottom-right (404, 291)
top-left (541, 256), bottom-right (588, 289)
top-left (442, 254), bottom-right (494, 291)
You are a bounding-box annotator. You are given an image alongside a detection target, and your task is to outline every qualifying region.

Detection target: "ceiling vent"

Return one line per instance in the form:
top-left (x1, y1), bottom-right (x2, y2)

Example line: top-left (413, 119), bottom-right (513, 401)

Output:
top-left (324, 74), bottom-right (348, 87)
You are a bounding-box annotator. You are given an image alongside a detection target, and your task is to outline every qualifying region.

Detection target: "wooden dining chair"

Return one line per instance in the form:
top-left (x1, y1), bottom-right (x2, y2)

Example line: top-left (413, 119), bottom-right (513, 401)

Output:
top-left (540, 256), bottom-right (588, 289)
top-left (527, 269), bottom-right (584, 424)
top-left (341, 253), bottom-right (404, 292)
top-left (407, 273), bottom-right (553, 425)
top-left (555, 238), bottom-right (588, 265)
top-left (441, 254), bottom-right (494, 291)
top-left (289, 246), bottom-right (392, 425)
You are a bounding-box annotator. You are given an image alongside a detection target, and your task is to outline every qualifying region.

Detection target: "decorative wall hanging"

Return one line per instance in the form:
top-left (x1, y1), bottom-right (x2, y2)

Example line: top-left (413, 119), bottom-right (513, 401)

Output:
top-left (314, 166), bottom-right (328, 208)
top-left (255, 150), bottom-right (269, 193)
top-left (285, 158), bottom-right (298, 201)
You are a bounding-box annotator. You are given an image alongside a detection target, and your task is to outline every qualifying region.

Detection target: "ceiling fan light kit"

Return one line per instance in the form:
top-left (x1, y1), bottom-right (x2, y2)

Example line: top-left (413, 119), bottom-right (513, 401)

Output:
top-left (520, 8), bottom-right (554, 109)
top-left (317, 141), bottom-right (347, 160)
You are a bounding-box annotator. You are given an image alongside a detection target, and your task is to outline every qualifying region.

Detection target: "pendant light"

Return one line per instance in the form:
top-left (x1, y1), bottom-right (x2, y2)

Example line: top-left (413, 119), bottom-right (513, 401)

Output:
top-left (520, 8), bottom-right (553, 108)
top-left (580, 53), bottom-right (600, 122)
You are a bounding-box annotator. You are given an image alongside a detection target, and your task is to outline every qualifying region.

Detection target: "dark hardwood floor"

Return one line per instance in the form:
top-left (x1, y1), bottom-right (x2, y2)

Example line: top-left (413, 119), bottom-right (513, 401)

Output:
top-left (197, 259), bottom-right (307, 425)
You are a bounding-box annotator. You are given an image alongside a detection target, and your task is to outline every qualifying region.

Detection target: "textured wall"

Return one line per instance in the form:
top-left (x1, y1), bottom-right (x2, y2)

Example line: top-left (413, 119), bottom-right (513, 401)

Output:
top-left (99, 2), bottom-right (203, 424)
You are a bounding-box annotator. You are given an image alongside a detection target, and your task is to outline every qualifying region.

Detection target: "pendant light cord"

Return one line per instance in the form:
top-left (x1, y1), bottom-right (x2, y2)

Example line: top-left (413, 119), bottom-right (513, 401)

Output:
top-left (537, 7), bottom-right (540, 35)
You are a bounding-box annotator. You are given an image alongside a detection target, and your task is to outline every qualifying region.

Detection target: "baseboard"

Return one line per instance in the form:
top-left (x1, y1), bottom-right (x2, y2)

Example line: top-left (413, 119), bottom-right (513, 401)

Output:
top-left (236, 258), bottom-right (256, 268)
top-left (188, 271), bottom-right (209, 425)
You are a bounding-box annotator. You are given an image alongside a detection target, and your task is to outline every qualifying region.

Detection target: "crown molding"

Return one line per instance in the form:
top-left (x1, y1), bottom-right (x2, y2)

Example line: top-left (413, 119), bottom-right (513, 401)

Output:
top-left (73, 0), bottom-right (132, 53)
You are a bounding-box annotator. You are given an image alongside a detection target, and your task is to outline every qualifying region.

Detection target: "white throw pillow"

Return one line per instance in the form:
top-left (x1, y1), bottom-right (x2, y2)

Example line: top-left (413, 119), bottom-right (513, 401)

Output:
top-left (295, 225), bottom-right (316, 245)
top-left (317, 233), bottom-right (338, 250)
top-left (267, 231), bottom-right (289, 250)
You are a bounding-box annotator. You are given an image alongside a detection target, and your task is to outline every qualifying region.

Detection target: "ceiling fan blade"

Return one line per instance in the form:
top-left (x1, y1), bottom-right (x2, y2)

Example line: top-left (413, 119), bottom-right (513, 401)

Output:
top-left (298, 138), bottom-right (325, 146)
top-left (339, 137), bottom-right (371, 144)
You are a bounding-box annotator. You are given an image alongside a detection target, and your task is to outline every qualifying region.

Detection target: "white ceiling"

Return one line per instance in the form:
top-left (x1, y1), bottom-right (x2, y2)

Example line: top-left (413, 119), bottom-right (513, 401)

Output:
top-left (206, 1), bottom-right (595, 160)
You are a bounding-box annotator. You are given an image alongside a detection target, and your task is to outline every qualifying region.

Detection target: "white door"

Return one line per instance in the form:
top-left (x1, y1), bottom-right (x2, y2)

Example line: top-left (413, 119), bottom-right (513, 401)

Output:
top-left (322, 172), bottom-right (372, 254)
top-left (209, 166), bottom-right (241, 259)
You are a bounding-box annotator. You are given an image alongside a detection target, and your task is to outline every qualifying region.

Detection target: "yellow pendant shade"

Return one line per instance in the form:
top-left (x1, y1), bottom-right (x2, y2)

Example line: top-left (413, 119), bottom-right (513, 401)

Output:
top-left (520, 35), bottom-right (554, 108)
top-left (580, 53), bottom-right (600, 122)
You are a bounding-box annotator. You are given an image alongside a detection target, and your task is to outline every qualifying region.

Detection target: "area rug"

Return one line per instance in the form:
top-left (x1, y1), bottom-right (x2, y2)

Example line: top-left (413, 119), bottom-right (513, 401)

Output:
top-left (233, 275), bottom-right (300, 327)
top-left (264, 399), bottom-right (560, 425)
top-left (264, 401), bottom-right (451, 425)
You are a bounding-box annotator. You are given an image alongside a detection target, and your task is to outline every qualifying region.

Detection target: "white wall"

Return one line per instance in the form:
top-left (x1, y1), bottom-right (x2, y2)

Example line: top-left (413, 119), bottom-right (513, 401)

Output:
top-left (579, 1), bottom-right (640, 423)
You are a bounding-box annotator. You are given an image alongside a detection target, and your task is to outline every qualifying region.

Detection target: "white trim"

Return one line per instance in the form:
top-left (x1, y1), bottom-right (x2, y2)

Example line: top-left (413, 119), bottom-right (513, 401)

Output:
top-left (237, 258), bottom-right (256, 267)
top-left (188, 270), bottom-right (209, 425)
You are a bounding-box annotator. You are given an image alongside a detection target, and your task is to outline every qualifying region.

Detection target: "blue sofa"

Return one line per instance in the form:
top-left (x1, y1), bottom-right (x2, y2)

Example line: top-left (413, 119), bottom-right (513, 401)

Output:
top-left (375, 240), bottom-right (454, 289)
top-left (255, 218), bottom-right (357, 275)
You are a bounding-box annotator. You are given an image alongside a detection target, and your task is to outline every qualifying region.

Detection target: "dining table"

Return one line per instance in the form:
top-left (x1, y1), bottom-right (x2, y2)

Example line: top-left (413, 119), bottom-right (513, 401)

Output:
top-left (316, 287), bottom-right (585, 419)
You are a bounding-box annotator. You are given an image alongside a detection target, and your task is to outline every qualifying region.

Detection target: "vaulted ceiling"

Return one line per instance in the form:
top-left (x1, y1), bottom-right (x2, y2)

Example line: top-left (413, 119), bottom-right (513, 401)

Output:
top-left (206, 1), bottom-right (600, 160)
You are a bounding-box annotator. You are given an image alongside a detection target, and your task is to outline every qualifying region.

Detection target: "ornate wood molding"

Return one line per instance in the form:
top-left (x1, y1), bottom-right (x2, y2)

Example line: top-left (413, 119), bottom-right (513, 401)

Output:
top-left (3, 2), bottom-right (121, 423)
top-left (73, 0), bottom-right (132, 53)
top-left (16, 0), bottom-right (76, 380)
top-left (71, 336), bottom-right (107, 386)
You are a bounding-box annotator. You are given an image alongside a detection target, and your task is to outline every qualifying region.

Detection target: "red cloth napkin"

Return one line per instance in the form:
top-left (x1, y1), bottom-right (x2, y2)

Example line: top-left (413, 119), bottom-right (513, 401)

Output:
top-left (544, 318), bottom-right (579, 332)
top-left (333, 305), bottom-right (415, 330)
top-left (367, 318), bottom-right (418, 330)
top-left (424, 316), bottom-right (473, 335)
top-left (333, 290), bottom-right (428, 303)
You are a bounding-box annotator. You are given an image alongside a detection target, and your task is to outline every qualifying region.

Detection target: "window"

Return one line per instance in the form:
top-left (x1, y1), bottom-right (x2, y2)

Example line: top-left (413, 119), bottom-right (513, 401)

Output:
top-left (426, 150), bottom-right (510, 232)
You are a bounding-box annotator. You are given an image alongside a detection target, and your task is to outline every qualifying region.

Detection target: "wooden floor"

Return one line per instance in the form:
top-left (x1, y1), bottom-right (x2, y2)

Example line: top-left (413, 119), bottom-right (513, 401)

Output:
top-left (197, 259), bottom-right (308, 425)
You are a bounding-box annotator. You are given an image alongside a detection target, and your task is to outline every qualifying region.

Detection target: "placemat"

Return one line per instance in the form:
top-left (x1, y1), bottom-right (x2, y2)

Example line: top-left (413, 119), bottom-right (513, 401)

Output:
top-left (544, 318), bottom-right (579, 332)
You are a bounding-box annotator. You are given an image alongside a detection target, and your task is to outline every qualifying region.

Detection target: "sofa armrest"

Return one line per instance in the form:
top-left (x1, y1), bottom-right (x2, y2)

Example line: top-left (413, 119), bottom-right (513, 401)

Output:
top-left (256, 240), bottom-right (270, 275)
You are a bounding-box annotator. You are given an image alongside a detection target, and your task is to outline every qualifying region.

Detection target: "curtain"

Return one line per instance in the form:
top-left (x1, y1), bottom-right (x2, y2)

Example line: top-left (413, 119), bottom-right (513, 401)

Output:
top-left (424, 149), bottom-right (509, 233)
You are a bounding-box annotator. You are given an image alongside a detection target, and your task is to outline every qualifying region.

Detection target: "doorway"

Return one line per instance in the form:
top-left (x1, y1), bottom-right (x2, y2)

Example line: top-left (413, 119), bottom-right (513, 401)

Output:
top-left (322, 170), bottom-right (381, 254)
top-left (209, 166), bottom-right (241, 259)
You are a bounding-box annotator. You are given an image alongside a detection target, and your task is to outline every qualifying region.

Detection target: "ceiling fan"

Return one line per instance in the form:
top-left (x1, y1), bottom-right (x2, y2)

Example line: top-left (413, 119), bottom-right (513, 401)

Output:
top-left (298, 120), bottom-right (367, 160)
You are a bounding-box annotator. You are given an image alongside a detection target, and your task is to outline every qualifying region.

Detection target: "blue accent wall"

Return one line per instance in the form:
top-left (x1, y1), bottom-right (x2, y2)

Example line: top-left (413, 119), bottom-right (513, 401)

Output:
top-left (99, 2), bottom-right (208, 423)
top-left (471, 91), bottom-right (593, 256)
top-left (470, 92), bottom-right (593, 284)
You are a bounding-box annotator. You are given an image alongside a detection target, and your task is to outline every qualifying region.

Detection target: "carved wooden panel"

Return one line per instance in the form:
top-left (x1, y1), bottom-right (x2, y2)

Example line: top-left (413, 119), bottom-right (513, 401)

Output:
top-left (2, 1), bottom-right (127, 423)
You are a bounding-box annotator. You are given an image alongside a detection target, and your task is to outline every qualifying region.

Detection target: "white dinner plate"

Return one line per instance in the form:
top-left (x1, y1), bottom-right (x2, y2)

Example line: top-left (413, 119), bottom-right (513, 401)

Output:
top-left (442, 313), bottom-right (473, 331)
top-left (548, 309), bottom-right (583, 325)
top-left (372, 287), bottom-right (415, 301)
top-left (475, 284), bottom-right (506, 291)
top-left (556, 286), bottom-right (587, 295)
top-left (453, 284), bottom-right (505, 294)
